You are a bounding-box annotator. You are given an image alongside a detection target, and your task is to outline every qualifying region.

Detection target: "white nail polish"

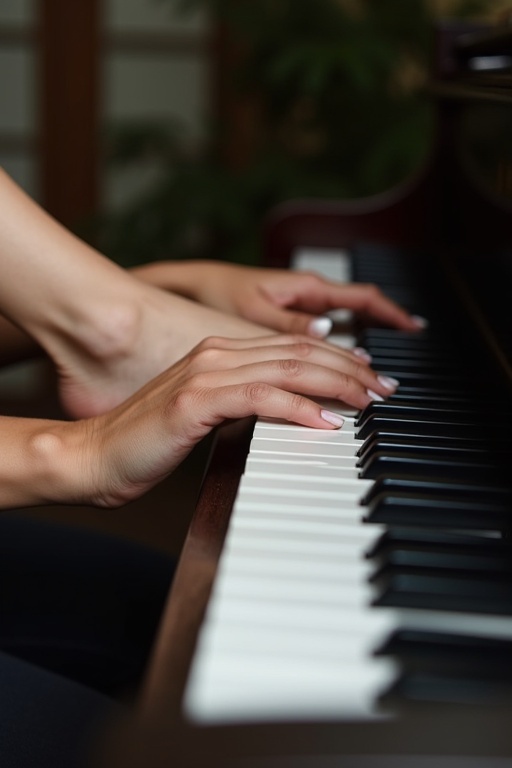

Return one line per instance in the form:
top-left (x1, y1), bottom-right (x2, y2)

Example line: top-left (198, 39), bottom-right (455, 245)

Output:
top-left (354, 347), bottom-right (372, 362)
top-left (412, 315), bottom-right (429, 329)
top-left (309, 317), bottom-right (333, 338)
top-left (367, 389), bottom-right (384, 401)
top-left (378, 375), bottom-right (399, 390)
top-left (321, 409), bottom-right (344, 428)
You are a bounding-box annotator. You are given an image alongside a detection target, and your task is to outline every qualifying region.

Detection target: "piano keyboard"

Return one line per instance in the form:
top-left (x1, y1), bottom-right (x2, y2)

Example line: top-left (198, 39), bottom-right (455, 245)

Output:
top-left (183, 246), bottom-right (512, 724)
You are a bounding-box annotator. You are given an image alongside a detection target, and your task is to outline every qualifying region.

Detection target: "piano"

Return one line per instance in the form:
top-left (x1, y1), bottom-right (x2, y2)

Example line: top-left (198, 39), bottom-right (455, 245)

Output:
top-left (107, 20), bottom-right (512, 768)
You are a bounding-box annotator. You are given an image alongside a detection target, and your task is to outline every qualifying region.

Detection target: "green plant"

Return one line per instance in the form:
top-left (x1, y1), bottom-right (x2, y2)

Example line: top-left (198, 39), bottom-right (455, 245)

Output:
top-left (96, 0), bottom-right (496, 267)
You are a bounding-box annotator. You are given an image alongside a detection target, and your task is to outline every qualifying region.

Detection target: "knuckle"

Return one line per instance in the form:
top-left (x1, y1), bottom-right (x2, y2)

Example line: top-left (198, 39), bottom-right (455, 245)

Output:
top-left (243, 382), bottom-right (272, 405)
top-left (190, 346), bottom-right (223, 371)
top-left (301, 271), bottom-right (324, 286)
top-left (290, 393), bottom-right (308, 412)
top-left (279, 358), bottom-right (305, 377)
top-left (195, 335), bottom-right (224, 353)
top-left (336, 372), bottom-right (352, 393)
top-left (292, 341), bottom-right (314, 359)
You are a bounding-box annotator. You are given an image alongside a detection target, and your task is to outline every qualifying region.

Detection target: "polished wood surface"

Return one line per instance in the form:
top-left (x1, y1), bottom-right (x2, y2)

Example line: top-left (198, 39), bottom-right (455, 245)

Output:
top-left (140, 418), bottom-right (255, 723)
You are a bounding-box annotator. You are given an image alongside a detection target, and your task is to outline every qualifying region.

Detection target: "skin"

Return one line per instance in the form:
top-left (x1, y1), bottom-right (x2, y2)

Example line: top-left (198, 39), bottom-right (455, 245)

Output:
top-left (0, 168), bottom-right (416, 511)
top-left (131, 260), bottom-right (425, 336)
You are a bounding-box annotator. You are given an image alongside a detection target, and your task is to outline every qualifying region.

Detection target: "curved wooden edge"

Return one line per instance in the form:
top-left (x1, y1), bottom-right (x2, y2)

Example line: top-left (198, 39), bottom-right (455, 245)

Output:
top-left (261, 163), bottom-right (439, 268)
top-left (138, 417), bottom-right (255, 723)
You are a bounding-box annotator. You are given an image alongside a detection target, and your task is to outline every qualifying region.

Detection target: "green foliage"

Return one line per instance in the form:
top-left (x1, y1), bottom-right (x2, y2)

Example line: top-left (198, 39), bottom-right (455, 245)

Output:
top-left (97, 0), bottom-right (494, 266)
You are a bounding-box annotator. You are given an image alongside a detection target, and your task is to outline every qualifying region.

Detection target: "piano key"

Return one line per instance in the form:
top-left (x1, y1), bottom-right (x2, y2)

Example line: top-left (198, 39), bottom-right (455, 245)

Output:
top-left (356, 432), bottom-right (512, 458)
top-left (364, 493), bottom-right (511, 531)
top-left (358, 454), bottom-right (506, 481)
top-left (366, 527), bottom-right (506, 559)
top-left (360, 477), bottom-right (512, 506)
top-left (356, 438), bottom-right (510, 467)
top-left (371, 568), bottom-right (512, 615)
top-left (368, 541), bottom-right (512, 574)
top-left (355, 402), bottom-right (504, 425)
top-left (183, 244), bottom-right (512, 725)
top-left (355, 417), bottom-right (509, 441)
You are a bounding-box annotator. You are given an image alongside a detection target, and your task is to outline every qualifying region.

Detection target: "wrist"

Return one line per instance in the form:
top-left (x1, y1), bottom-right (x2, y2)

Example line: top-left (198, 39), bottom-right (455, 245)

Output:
top-left (0, 418), bottom-right (95, 509)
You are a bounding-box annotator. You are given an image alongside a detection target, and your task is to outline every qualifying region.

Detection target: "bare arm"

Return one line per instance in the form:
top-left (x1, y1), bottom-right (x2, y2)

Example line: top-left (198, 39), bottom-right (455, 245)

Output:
top-left (0, 334), bottom-right (384, 510)
top-left (0, 170), bottom-right (397, 419)
top-left (132, 260), bottom-right (426, 336)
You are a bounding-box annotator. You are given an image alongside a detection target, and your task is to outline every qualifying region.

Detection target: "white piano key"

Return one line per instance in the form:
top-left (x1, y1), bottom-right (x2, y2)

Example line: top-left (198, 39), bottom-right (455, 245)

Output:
top-left (183, 246), bottom-right (512, 726)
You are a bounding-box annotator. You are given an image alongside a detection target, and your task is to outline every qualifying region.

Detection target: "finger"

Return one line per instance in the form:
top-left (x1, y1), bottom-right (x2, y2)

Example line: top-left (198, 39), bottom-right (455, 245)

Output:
top-left (191, 358), bottom-right (382, 410)
top-left (195, 334), bottom-right (367, 365)
top-left (241, 291), bottom-right (326, 336)
top-left (189, 382), bottom-right (346, 431)
top-left (318, 283), bottom-right (426, 331)
top-left (194, 343), bottom-right (385, 396)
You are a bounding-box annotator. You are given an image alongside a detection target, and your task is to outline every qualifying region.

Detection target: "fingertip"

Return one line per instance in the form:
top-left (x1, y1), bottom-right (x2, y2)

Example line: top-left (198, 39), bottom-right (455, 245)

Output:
top-left (411, 315), bottom-right (429, 330)
top-left (308, 316), bottom-right (333, 338)
top-left (320, 409), bottom-right (345, 428)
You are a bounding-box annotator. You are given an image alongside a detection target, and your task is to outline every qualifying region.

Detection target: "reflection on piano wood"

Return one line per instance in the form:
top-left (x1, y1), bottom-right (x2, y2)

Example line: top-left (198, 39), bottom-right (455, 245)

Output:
top-left (136, 20), bottom-right (512, 768)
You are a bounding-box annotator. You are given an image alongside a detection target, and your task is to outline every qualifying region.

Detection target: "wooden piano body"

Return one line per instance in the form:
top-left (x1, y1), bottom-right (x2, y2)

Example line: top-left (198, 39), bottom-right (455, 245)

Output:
top-left (102, 21), bottom-right (512, 768)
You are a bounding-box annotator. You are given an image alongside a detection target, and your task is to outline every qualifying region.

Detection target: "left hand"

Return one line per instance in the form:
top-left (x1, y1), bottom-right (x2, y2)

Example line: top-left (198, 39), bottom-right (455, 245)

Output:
top-left (132, 260), bottom-right (425, 338)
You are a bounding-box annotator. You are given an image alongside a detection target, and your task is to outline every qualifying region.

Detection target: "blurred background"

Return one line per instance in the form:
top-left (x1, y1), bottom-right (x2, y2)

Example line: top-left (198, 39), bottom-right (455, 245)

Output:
top-left (0, 0), bottom-right (509, 547)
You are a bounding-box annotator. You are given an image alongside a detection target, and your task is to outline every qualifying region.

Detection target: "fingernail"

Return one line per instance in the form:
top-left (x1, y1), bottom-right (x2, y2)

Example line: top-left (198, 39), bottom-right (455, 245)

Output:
top-left (308, 317), bottom-right (333, 338)
top-left (354, 347), bottom-right (372, 363)
top-left (321, 409), bottom-right (345, 428)
top-left (412, 315), bottom-right (429, 329)
top-left (367, 389), bottom-right (384, 401)
top-left (378, 375), bottom-right (400, 390)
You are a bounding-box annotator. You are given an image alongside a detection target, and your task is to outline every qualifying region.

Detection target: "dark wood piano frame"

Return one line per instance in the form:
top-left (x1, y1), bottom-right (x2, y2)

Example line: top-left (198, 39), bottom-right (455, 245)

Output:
top-left (111, 21), bottom-right (512, 768)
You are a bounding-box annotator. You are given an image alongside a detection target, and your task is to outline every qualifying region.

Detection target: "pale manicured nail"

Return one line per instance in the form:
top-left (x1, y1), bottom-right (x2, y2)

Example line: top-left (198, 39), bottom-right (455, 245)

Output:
top-left (321, 409), bottom-right (345, 428)
top-left (412, 315), bottom-right (428, 329)
top-left (308, 316), bottom-right (333, 338)
top-left (378, 375), bottom-right (399, 390)
top-left (367, 389), bottom-right (384, 401)
top-left (354, 347), bottom-right (372, 362)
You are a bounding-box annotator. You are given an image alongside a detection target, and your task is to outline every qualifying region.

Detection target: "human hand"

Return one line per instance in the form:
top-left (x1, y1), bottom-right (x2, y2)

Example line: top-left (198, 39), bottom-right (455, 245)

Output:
top-left (71, 334), bottom-right (397, 508)
top-left (132, 260), bottom-right (425, 338)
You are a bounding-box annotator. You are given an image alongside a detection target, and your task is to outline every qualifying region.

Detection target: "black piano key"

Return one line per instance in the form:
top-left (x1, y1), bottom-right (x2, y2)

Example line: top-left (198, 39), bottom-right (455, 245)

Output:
top-left (371, 567), bottom-right (512, 615)
top-left (355, 417), bottom-right (508, 441)
top-left (355, 403), bottom-right (497, 428)
top-left (366, 527), bottom-right (510, 559)
top-left (360, 477), bottom-right (512, 506)
top-left (355, 433), bottom-right (510, 460)
top-left (358, 454), bottom-right (506, 482)
top-left (375, 629), bottom-right (512, 665)
top-left (356, 439), bottom-right (509, 468)
top-left (364, 494), bottom-right (512, 531)
top-left (376, 633), bottom-right (512, 706)
top-left (386, 392), bottom-right (490, 405)
top-left (371, 371), bottom-right (471, 388)
top-left (369, 542), bottom-right (512, 574)
top-left (367, 347), bottom-right (454, 361)
top-left (379, 670), bottom-right (512, 707)
top-left (371, 358), bottom-right (464, 373)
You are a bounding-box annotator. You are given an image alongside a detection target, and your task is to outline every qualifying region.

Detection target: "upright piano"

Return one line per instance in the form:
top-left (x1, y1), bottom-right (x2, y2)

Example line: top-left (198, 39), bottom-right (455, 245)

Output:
top-left (109, 21), bottom-right (512, 768)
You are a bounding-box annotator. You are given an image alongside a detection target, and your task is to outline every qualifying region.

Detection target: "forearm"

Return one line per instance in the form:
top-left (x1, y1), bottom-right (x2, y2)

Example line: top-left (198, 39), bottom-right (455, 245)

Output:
top-left (130, 260), bottom-right (216, 301)
top-left (0, 415), bottom-right (85, 508)
top-left (0, 168), bottom-right (139, 356)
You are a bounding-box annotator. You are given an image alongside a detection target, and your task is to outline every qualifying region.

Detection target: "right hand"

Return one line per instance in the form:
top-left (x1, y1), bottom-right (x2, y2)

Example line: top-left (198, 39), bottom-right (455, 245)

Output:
top-left (73, 334), bottom-right (397, 508)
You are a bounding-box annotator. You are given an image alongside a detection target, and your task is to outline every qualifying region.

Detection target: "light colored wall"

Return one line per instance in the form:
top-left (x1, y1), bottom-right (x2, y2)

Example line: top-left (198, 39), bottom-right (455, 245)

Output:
top-left (102, 0), bottom-right (209, 210)
top-left (0, 0), bottom-right (37, 197)
top-left (0, 0), bottom-right (208, 206)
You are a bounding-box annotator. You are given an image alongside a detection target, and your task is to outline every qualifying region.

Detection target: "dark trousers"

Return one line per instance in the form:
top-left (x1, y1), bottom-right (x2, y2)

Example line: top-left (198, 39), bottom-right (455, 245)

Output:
top-left (0, 515), bottom-right (176, 767)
